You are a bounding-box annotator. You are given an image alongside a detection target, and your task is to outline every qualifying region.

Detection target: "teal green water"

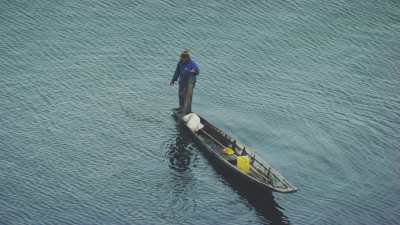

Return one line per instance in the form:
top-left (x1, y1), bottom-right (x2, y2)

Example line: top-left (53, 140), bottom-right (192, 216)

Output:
top-left (1, 0), bottom-right (399, 224)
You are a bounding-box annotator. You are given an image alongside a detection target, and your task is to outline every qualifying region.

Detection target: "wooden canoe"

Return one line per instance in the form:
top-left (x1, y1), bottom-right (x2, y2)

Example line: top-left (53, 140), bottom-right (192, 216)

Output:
top-left (174, 111), bottom-right (297, 193)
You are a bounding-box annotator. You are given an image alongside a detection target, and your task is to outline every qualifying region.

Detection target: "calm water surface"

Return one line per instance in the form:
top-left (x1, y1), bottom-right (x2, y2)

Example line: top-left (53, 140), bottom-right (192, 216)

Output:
top-left (1, 0), bottom-right (399, 224)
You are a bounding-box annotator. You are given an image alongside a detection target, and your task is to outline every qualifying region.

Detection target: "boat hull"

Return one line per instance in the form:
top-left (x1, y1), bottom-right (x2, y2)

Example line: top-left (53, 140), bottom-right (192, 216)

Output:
top-left (173, 111), bottom-right (296, 193)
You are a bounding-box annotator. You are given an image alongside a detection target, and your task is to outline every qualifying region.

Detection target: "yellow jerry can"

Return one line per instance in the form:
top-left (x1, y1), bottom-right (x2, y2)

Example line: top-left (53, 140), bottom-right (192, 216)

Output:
top-left (237, 156), bottom-right (250, 173)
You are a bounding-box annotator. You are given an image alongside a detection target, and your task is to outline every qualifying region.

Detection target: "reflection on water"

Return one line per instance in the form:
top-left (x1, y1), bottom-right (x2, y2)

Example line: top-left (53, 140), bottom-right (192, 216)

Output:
top-left (165, 126), bottom-right (196, 172)
top-left (166, 118), bottom-right (290, 225)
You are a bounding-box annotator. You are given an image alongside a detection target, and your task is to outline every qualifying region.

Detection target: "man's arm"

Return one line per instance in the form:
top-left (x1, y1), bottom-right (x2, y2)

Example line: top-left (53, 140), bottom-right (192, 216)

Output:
top-left (191, 63), bottom-right (199, 76)
top-left (170, 63), bottom-right (180, 85)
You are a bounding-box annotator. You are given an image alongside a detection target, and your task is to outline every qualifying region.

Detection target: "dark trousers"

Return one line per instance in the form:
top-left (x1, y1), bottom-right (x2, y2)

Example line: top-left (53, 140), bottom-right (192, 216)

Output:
top-left (178, 81), bottom-right (195, 113)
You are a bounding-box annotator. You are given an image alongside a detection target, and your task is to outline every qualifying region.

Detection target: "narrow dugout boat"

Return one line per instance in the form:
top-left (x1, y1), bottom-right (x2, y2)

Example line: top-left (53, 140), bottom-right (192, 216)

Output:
top-left (173, 111), bottom-right (297, 193)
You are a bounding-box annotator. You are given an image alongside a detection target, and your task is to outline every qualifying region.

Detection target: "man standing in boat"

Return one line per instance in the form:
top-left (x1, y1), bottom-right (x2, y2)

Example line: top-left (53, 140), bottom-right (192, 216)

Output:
top-left (170, 50), bottom-right (200, 113)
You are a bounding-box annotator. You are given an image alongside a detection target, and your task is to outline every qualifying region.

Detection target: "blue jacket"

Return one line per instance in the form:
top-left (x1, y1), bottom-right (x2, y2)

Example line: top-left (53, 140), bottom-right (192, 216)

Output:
top-left (171, 59), bottom-right (200, 85)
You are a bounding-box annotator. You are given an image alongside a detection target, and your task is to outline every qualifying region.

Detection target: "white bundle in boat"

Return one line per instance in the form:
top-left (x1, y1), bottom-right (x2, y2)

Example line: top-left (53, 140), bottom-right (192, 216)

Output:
top-left (182, 113), bottom-right (204, 132)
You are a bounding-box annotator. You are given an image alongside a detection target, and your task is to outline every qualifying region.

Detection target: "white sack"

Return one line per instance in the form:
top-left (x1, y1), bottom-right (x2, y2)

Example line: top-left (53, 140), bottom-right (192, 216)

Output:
top-left (182, 113), bottom-right (204, 132)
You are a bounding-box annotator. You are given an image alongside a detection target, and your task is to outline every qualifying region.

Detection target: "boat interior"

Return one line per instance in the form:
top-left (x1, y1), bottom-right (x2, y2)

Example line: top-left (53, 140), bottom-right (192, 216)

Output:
top-left (195, 117), bottom-right (295, 192)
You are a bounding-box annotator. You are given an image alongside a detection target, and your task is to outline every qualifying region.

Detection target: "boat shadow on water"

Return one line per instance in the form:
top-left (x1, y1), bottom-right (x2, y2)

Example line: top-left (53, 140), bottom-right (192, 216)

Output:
top-left (166, 118), bottom-right (291, 225)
